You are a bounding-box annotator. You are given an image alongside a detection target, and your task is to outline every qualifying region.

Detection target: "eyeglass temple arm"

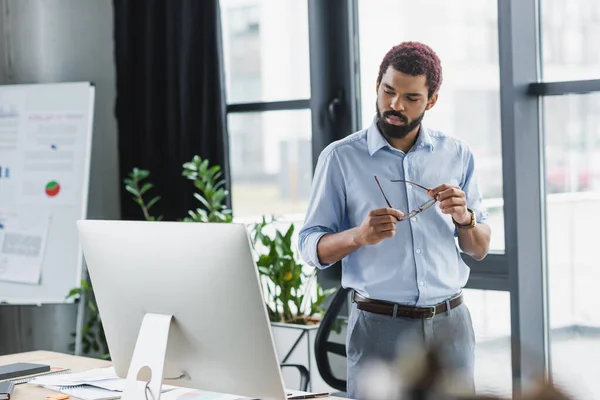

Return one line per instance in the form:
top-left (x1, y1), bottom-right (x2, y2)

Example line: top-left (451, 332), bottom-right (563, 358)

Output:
top-left (373, 176), bottom-right (393, 208)
top-left (390, 179), bottom-right (432, 193)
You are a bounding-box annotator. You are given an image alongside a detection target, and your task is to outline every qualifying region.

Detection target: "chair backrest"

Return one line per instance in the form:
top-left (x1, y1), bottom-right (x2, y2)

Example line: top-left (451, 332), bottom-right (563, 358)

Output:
top-left (314, 286), bottom-right (351, 393)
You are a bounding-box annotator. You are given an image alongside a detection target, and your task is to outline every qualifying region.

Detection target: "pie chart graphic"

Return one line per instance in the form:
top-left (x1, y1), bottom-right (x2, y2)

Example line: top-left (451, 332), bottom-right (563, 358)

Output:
top-left (45, 180), bottom-right (61, 197)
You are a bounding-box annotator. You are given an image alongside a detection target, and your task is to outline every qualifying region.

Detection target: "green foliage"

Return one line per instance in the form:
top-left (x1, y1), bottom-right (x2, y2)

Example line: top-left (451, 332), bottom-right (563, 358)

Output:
top-left (123, 156), bottom-right (232, 223)
top-left (65, 279), bottom-right (110, 359)
top-left (181, 156), bottom-right (232, 223)
top-left (123, 168), bottom-right (163, 221)
top-left (69, 156), bottom-right (333, 358)
top-left (251, 215), bottom-right (334, 324)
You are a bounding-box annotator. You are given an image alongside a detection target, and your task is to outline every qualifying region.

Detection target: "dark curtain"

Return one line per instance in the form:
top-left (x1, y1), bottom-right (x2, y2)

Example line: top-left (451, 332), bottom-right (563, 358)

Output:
top-left (113, 0), bottom-right (230, 221)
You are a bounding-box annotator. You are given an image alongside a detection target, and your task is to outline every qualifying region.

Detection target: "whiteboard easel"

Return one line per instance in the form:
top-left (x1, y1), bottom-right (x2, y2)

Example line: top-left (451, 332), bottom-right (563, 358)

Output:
top-left (0, 82), bottom-right (94, 305)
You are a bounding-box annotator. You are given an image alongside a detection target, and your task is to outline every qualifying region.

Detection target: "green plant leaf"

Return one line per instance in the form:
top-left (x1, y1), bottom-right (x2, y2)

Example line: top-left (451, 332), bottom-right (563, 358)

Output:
top-left (139, 183), bottom-right (153, 195)
top-left (125, 186), bottom-right (139, 197)
top-left (284, 224), bottom-right (295, 242)
top-left (146, 196), bottom-right (161, 211)
top-left (212, 191), bottom-right (226, 204)
top-left (133, 168), bottom-right (149, 180)
top-left (208, 165), bottom-right (221, 175)
top-left (65, 288), bottom-right (81, 300)
top-left (193, 193), bottom-right (211, 210)
top-left (200, 159), bottom-right (209, 173)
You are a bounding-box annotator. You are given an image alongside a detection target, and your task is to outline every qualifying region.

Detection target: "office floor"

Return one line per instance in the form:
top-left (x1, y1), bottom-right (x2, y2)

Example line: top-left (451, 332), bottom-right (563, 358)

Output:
top-left (475, 331), bottom-right (600, 399)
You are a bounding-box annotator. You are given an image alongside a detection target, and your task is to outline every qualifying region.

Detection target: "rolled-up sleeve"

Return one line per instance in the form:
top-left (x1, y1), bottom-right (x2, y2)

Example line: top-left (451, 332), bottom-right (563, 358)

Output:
top-left (298, 147), bottom-right (346, 269)
top-left (461, 146), bottom-right (489, 225)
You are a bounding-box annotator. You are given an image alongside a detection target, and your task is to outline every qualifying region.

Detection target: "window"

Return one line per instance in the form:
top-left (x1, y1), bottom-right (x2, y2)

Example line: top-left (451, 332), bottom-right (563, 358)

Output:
top-left (462, 289), bottom-right (511, 396)
top-left (220, 0), bottom-right (312, 222)
top-left (543, 93), bottom-right (600, 399)
top-left (357, 0), bottom-right (504, 251)
top-left (227, 110), bottom-right (313, 219)
top-left (223, 5), bottom-right (262, 102)
top-left (541, 0), bottom-right (600, 81)
top-left (220, 0), bottom-right (311, 104)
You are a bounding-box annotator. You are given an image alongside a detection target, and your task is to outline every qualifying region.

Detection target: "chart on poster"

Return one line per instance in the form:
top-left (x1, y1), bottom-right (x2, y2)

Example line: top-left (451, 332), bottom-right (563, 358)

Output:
top-left (0, 82), bottom-right (94, 303)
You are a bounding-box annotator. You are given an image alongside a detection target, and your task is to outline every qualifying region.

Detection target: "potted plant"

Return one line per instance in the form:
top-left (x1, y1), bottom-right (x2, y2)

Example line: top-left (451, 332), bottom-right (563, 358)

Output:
top-left (68, 156), bottom-right (336, 390)
top-left (250, 215), bottom-right (335, 391)
top-left (67, 156), bottom-right (231, 357)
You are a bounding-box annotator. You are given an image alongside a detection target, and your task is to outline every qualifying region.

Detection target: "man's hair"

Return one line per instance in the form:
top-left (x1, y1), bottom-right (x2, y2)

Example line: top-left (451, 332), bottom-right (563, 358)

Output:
top-left (377, 41), bottom-right (443, 98)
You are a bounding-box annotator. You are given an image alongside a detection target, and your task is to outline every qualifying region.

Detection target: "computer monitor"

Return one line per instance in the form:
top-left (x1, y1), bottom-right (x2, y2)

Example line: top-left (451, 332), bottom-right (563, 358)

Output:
top-left (77, 220), bottom-right (288, 400)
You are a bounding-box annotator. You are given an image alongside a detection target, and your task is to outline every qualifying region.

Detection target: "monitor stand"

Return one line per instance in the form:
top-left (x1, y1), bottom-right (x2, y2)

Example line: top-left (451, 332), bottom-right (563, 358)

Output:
top-left (121, 313), bottom-right (173, 400)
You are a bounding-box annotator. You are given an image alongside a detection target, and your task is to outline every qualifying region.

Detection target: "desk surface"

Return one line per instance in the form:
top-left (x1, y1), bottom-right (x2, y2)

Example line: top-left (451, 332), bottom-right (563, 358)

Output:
top-left (0, 350), bottom-right (112, 399)
top-left (0, 351), bottom-right (343, 400)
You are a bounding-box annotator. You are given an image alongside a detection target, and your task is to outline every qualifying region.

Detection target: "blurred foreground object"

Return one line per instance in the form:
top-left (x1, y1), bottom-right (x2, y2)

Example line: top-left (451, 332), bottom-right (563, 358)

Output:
top-left (357, 341), bottom-right (574, 400)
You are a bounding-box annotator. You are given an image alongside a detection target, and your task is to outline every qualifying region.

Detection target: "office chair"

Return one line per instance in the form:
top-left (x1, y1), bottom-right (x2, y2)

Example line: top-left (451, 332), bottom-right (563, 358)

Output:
top-left (314, 285), bottom-right (351, 395)
top-left (280, 364), bottom-right (310, 392)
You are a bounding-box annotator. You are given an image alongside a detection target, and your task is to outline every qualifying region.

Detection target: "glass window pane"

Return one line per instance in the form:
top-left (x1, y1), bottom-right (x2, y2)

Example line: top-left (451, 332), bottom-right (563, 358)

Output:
top-left (220, 0), bottom-right (310, 104)
top-left (544, 94), bottom-right (600, 398)
top-left (228, 109), bottom-right (312, 220)
top-left (541, 0), bottom-right (600, 81)
top-left (463, 289), bottom-right (512, 396)
top-left (357, 0), bottom-right (504, 252)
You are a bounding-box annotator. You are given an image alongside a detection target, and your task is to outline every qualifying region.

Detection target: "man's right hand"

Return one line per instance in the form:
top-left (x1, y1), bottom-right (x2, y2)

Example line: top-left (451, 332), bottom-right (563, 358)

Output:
top-left (353, 208), bottom-right (404, 246)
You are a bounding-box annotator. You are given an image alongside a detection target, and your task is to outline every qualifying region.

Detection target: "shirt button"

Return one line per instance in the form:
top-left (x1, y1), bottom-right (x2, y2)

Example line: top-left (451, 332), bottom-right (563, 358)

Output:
top-left (419, 281), bottom-right (425, 286)
top-left (412, 217), bottom-right (418, 222)
top-left (416, 249), bottom-right (421, 254)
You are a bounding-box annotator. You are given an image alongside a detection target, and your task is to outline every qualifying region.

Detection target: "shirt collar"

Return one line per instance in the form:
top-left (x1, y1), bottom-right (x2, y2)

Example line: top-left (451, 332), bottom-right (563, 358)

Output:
top-left (414, 124), bottom-right (435, 151)
top-left (367, 118), bottom-right (389, 156)
top-left (367, 116), bottom-right (435, 156)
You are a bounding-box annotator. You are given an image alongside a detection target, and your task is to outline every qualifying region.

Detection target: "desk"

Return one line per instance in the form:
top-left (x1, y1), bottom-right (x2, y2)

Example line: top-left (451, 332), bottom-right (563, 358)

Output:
top-left (0, 350), bottom-right (112, 399)
top-left (0, 351), bottom-right (343, 399)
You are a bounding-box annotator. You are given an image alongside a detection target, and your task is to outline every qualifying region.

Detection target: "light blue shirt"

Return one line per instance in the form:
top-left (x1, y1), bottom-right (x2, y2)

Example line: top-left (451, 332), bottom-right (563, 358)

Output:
top-left (298, 120), bottom-right (488, 306)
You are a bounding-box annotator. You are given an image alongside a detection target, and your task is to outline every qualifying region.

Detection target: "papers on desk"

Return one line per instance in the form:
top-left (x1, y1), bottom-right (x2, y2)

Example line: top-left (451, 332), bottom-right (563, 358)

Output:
top-left (29, 367), bottom-right (177, 400)
top-left (45, 385), bottom-right (122, 400)
top-left (160, 388), bottom-right (331, 400)
top-left (30, 367), bottom-right (331, 400)
top-left (29, 367), bottom-right (117, 386)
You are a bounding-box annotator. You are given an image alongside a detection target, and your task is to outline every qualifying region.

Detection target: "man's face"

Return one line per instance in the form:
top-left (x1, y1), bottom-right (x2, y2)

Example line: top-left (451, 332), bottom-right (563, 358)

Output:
top-left (376, 66), bottom-right (438, 140)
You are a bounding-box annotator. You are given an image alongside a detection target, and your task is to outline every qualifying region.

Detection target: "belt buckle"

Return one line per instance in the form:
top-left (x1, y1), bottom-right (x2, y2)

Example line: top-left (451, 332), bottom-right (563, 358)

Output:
top-left (424, 306), bottom-right (436, 319)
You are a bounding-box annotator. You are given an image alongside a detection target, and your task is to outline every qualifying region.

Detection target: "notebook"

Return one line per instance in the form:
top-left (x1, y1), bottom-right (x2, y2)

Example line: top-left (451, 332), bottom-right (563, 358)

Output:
top-left (5, 368), bottom-right (71, 385)
top-left (31, 367), bottom-right (178, 400)
top-left (44, 382), bottom-right (179, 400)
top-left (0, 363), bottom-right (50, 381)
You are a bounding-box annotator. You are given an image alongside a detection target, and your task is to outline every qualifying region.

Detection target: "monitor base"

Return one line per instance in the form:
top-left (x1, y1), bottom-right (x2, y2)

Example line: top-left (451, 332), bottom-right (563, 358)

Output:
top-left (122, 313), bottom-right (173, 400)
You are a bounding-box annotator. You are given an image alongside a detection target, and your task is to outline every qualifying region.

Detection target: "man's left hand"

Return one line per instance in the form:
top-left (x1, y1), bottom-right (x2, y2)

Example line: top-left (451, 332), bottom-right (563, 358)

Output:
top-left (427, 184), bottom-right (470, 225)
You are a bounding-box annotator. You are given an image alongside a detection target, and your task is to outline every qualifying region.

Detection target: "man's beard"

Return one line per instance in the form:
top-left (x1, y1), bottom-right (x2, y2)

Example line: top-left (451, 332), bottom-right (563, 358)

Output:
top-left (376, 102), bottom-right (425, 140)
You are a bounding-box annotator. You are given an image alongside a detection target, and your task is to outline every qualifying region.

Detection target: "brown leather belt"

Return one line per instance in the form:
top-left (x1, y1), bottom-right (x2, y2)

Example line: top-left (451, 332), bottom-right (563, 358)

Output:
top-left (352, 291), bottom-right (463, 319)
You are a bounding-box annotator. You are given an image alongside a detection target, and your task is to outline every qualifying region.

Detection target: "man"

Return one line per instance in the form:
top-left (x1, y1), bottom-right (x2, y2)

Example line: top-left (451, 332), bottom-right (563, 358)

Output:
top-left (298, 41), bottom-right (491, 397)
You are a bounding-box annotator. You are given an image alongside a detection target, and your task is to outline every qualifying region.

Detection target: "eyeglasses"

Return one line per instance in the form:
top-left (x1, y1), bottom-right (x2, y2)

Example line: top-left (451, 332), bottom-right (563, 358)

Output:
top-left (374, 176), bottom-right (437, 221)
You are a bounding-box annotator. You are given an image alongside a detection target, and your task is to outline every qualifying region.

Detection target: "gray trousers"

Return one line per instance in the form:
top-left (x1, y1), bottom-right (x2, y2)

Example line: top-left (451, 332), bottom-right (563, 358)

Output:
top-left (346, 300), bottom-right (476, 399)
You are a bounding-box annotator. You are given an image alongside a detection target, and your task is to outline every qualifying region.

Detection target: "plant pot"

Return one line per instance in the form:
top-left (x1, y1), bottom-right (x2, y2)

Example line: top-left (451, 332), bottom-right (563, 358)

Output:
top-left (270, 322), bottom-right (336, 393)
